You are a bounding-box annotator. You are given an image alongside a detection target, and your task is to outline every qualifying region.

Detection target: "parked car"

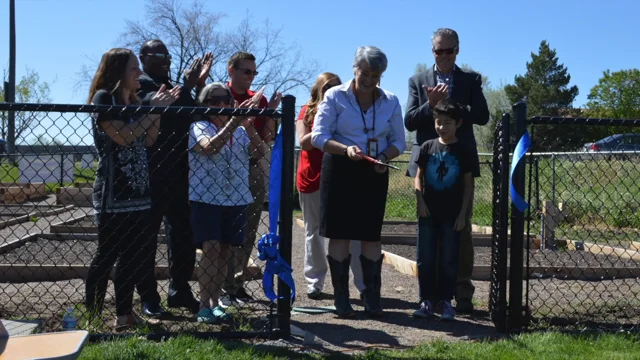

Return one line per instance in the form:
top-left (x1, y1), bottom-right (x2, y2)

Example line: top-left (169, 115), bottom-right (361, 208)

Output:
top-left (583, 133), bottom-right (640, 160)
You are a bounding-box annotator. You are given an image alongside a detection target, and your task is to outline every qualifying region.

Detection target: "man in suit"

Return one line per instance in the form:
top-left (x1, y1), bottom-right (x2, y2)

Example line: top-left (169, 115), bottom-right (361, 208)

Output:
top-left (135, 39), bottom-right (212, 316)
top-left (404, 28), bottom-right (490, 314)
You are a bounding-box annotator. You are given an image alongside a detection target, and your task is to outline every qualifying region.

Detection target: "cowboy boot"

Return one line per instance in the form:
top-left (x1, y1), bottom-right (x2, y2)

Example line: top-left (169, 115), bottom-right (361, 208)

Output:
top-left (327, 254), bottom-right (355, 318)
top-left (360, 254), bottom-right (384, 317)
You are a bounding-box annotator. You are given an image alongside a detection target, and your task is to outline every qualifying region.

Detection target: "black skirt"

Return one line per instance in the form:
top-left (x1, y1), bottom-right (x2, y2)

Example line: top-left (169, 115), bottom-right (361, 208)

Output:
top-left (319, 153), bottom-right (389, 242)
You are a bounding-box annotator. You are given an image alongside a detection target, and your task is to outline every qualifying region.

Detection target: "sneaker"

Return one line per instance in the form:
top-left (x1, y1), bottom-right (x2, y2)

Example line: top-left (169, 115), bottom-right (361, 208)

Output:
top-left (234, 288), bottom-right (255, 305)
top-left (212, 305), bottom-right (232, 322)
top-left (114, 312), bottom-right (145, 332)
top-left (307, 288), bottom-right (322, 300)
top-left (218, 294), bottom-right (238, 309)
top-left (196, 308), bottom-right (217, 324)
top-left (440, 301), bottom-right (456, 321)
top-left (412, 301), bottom-right (434, 318)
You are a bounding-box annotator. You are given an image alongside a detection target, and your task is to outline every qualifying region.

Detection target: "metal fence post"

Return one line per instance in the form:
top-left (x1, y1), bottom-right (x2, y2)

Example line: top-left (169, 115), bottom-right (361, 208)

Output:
top-left (508, 100), bottom-right (527, 332)
top-left (490, 112), bottom-right (511, 333)
top-left (277, 95), bottom-right (295, 338)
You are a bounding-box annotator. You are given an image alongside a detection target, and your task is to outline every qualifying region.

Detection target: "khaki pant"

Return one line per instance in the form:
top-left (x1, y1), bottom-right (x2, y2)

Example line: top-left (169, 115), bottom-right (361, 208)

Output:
top-left (456, 185), bottom-right (475, 302)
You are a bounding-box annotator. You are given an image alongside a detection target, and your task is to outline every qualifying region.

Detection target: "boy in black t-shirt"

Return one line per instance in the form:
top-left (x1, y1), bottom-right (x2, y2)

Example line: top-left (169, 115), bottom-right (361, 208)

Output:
top-left (412, 99), bottom-right (474, 321)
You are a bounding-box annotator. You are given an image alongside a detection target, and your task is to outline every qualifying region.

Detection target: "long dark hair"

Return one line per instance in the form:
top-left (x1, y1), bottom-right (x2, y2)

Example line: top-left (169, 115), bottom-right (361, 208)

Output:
top-left (304, 72), bottom-right (341, 126)
top-left (87, 48), bottom-right (140, 105)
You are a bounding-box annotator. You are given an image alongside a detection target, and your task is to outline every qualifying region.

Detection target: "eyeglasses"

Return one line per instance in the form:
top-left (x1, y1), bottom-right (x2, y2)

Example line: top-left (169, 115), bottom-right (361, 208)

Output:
top-left (144, 53), bottom-right (172, 60)
top-left (235, 67), bottom-right (259, 77)
top-left (206, 95), bottom-right (233, 106)
top-left (322, 83), bottom-right (340, 93)
top-left (433, 47), bottom-right (457, 56)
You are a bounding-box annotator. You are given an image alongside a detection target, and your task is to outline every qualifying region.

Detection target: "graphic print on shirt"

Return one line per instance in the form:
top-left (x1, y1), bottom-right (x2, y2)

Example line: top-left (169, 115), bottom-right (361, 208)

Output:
top-left (117, 136), bottom-right (150, 195)
top-left (426, 151), bottom-right (460, 191)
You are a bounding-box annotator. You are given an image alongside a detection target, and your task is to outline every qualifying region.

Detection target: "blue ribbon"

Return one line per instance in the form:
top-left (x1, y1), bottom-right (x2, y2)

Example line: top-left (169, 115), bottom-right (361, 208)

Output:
top-left (257, 124), bottom-right (296, 304)
top-left (509, 130), bottom-right (532, 212)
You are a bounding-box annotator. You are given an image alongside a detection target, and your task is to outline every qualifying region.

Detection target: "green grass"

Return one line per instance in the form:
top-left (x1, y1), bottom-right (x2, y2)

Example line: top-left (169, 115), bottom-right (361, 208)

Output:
top-left (385, 155), bottom-right (640, 243)
top-left (78, 332), bottom-right (640, 360)
top-left (0, 162), bottom-right (95, 193)
top-left (385, 155), bottom-right (494, 225)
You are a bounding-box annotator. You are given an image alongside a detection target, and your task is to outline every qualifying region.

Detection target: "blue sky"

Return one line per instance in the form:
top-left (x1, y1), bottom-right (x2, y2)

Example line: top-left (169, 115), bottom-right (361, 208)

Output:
top-left (1, 0), bottom-right (639, 143)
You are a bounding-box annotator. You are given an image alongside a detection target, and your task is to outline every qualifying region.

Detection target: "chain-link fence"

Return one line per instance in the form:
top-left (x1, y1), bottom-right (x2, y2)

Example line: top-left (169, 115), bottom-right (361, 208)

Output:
top-left (0, 99), bottom-right (296, 340)
top-left (493, 100), bottom-right (640, 333)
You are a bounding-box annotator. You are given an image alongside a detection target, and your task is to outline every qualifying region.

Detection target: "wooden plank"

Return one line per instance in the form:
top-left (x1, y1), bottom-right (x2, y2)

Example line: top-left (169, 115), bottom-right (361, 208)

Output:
top-left (380, 233), bottom-right (539, 248)
top-left (381, 250), bottom-right (417, 277)
top-left (565, 239), bottom-right (640, 261)
top-left (0, 262), bottom-right (263, 283)
top-left (0, 234), bottom-right (39, 256)
top-left (381, 249), bottom-right (640, 281)
top-left (55, 186), bottom-right (93, 207)
top-left (628, 240), bottom-right (640, 252)
top-left (0, 205), bottom-right (76, 230)
top-left (39, 232), bottom-right (169, 244)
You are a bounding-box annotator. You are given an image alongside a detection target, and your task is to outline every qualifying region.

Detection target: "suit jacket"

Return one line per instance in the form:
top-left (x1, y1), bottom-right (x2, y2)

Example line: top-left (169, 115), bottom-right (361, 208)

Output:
top-left (404, 65), bottom-right (490, 178)
top-left (137, 73), bottom-right (197, 183)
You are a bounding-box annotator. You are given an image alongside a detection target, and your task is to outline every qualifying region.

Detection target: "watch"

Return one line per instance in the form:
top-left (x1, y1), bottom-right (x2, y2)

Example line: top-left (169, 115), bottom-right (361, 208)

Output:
top-left (344, 146), bottom-right (349, 156)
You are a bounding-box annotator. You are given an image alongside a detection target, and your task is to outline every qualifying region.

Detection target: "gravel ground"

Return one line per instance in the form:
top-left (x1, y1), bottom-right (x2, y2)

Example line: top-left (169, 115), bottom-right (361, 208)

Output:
top-left (1, 211), bottom-right (638, 348)
top-left (381, 223), bottom-right (417, 234)
top-left (289, 219), bottom-right (497, 350)
top-left (0, 237), bottom-right (170, 266)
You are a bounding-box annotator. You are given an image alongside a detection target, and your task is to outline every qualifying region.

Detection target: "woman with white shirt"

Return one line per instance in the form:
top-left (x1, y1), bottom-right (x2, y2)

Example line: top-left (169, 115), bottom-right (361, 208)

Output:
top-left (311, 46), bottom-right (406, 318)
top-left (188, 82), bottom-right (268, 324)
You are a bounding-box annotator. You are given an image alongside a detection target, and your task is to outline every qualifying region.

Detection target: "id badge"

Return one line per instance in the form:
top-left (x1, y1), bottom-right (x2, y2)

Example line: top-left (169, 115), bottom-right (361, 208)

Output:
top-left (367, 138), bottom-right (378, 157)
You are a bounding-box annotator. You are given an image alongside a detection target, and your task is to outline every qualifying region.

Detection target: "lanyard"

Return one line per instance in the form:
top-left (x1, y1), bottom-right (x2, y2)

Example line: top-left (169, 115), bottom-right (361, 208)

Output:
top-left (354, 91), bottom-right (376, 135)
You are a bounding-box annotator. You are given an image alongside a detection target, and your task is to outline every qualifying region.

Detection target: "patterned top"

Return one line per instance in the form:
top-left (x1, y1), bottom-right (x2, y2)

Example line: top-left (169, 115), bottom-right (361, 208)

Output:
top-left (434, 64), bottom-right (457, 97)
top-left (188, 120), bottom-right (254, 206)
top-left (91, 90), bottom-right (151, 215)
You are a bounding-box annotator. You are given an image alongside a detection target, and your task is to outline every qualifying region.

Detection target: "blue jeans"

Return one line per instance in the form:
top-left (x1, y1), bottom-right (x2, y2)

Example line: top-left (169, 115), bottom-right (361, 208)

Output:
top-left (417, 216), bottom-right (461, 304)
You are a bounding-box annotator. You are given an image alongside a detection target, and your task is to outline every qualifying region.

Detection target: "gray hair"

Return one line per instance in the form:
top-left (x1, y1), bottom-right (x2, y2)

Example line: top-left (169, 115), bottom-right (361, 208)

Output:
top-left (431, 28), bottom-right (459, 47)
top-left (352, 46), bottom-right (388, 73)
top-left (197, 82), bottom-right (232, 105)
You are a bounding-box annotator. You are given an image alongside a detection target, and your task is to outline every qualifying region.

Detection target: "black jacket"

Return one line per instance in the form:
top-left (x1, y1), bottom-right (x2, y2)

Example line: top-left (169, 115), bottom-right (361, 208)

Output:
top-left (137, 73), bottom-right (197, 182)
top-left (404, 65), bottom-right (490, 178)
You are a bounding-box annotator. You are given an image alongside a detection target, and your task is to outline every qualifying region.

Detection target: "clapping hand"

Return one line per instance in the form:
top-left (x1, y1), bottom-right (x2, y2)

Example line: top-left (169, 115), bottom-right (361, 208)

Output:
top-left (268, 91), bottom-right (283, 109)
top-left (235, 98), bottom-right (258, 129)
top-left (184, 57), bottom-right (204, 90)
top-left (423, 83), bottom-right (449, 107)
top-left (198, 52), bottom-right (214, 86)
top-left (150, 84), bottom-right (181, 107)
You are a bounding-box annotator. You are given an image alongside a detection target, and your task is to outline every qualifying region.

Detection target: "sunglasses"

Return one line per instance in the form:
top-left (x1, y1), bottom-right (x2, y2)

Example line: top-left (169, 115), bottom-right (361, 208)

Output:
top-left (144, 53), bottom-right (172, 60)
top-left (235, 67), bottom-right (259, 77)
top-left (206, 95), bottom-right (233, 105)
top-left (433, 47), bottom-right (457, 56)
top-left (322, 83), bottom-right (340, 93)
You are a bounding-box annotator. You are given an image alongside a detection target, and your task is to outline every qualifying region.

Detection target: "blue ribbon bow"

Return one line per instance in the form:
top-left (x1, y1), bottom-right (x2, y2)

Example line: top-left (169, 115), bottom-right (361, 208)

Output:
top-left (257, 124), bottom-right (296, 304)
top-left (509, 130), bottom-right (532, 212)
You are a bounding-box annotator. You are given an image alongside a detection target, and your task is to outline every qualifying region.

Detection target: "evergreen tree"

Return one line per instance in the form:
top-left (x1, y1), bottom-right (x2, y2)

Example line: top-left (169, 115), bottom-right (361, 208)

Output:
top-left (505, 41), bottom-right (580, 151)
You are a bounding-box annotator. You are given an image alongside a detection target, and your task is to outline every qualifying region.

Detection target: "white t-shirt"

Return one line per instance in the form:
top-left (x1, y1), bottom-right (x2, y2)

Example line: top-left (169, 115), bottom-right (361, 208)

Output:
top-left (188, 120), bottom-right (254, 206)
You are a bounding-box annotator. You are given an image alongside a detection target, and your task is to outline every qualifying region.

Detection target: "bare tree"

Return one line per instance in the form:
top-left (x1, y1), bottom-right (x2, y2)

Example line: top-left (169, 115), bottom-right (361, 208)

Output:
top-left (1, 68), bottom-right (53, 143)
top-left (76, 0), bottom-right (319, 96)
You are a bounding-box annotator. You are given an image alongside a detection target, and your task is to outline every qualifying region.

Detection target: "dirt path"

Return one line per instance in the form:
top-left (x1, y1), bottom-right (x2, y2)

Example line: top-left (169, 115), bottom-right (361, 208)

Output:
top-left (288, 218), bottom-right (498, 350)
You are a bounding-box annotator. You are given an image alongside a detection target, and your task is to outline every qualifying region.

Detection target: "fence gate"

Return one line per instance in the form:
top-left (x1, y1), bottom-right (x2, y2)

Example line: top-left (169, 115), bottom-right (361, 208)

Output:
top-left (491, 100), bottom-right (640, 333)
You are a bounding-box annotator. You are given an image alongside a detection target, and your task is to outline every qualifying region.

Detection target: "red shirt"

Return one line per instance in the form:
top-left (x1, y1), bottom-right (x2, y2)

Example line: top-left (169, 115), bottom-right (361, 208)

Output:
top-left (227, 82), bottom-right (271, 140)
top-left (296, 105), bottom-right (324, 193)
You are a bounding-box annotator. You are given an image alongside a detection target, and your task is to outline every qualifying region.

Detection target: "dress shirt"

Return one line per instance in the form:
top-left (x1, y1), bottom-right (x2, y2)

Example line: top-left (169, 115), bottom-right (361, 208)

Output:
top-left (311, 79), bottom-right (406, 155)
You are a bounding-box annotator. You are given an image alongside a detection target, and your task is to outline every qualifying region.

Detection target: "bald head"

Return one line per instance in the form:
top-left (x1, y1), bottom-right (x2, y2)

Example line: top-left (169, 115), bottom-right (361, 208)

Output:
top-left (140, 39), bottom-right (165, 55)
top-left (139, 39), bottom-right (171, 81)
